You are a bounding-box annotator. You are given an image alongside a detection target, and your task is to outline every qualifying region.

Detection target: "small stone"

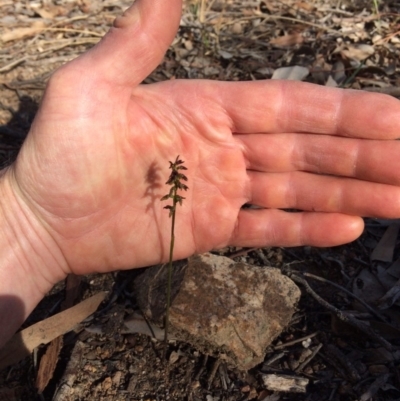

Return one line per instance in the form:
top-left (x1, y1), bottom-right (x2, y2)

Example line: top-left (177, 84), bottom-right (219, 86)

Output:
top-left (112, 371), bottom-right (122, 386)
top-left (241, 385), bottom-right (251, 392)
top-left (184, 39), bottom-right (193, 51)
top-left (232, 22), bottom-right (243, 34)
top-left (169, 351), bottom-right (180, 364)
top-left (102, 377), bottom-right (112, 391)
top-left (134, 345), bottom-right (144, 353)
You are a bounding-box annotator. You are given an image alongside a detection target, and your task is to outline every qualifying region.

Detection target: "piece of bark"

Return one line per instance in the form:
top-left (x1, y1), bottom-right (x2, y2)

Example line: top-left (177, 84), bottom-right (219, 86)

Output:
top-left (36, 336), bottom-right (63, 393)
top-left (134, 253), bottom-right (300, 370)
top-left (261, 374), bottom-right (309, 393)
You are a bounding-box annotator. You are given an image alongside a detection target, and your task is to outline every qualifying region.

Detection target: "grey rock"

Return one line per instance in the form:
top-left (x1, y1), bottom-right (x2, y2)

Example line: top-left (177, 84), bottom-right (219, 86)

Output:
top-left (134, 253), bottom-right (300, 370)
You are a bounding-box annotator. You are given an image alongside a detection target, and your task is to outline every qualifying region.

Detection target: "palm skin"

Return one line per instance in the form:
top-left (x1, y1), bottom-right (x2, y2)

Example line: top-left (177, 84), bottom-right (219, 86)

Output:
top-left (6, 0), bottom-right (400, 280)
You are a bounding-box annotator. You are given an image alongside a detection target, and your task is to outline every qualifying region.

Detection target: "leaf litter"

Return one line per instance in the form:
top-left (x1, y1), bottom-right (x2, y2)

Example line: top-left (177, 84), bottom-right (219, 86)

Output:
top-left (2, 0), bottom-right (400, 400)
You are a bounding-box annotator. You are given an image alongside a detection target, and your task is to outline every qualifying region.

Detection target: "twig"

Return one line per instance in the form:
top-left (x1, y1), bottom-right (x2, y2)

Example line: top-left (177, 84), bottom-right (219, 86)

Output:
top-left (290, 269), bottom-right (393, 326)
top-left (207, 358), bottom-right (221, 390)
top-left (273, 332), bottom-right (319, 350)
top-left (0, 56), bottom-right (27, 73)
top-left (358, 373), bottom-right (390, 401)
top-left (295, 343), bottom-right (323, 373)
top-left (323, 344), bottom-right (361, 383)
top-left (216, 13), bottom-right (342, 35)
top-left (193, 354), bottom-right (208, 382)
top-left (228, 247), bottom-right (260, 258)
top-left (289, 273), bottom-right (394, 351)
top-left (262, 352), bottom-right (286, 368)
top-left (41, 27), bottom-right (105, 37)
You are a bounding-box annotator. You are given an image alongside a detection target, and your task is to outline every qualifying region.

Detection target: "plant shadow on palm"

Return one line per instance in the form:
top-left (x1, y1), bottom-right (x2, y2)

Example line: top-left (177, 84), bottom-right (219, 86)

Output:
top-left (143, 160), bottom-right (165, 260)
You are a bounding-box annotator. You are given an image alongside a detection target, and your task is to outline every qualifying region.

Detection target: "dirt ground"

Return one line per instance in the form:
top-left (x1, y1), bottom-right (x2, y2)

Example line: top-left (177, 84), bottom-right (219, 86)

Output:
top-left (1, 0), bottom-right (400, 400)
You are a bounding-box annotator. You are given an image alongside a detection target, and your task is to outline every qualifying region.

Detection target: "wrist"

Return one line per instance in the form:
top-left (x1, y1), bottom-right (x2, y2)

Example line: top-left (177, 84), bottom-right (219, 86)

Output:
top-left (0, 167), bottom-right (67, 347)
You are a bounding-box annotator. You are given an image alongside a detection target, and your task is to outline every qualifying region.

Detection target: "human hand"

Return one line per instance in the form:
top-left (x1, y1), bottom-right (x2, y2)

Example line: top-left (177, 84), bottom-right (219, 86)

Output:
top-left (5, 0), bottom-right (400, 280)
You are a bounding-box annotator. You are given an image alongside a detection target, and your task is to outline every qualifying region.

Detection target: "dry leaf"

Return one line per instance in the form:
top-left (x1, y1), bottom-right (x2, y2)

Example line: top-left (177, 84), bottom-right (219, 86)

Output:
top-left (326, 75), bottom-right (338, 87)
top-left (218, 50), bottom-right (234, 59)
top-left (294, 1), bottom-right (315, 11)
top-left (122, 313), bottom-right (166, 340)
top-left (371, 224), bottom-right (399, 262)
top-left (271, 66), bottom-right (309, 81)
top-left (269, 33), bottom-right (304, 47)
top-left (35, 274), bottom-right (82, 393)
top-left (353, 268), bottom-right (386, 304)
top-left (341, 44), bottom-right (375, 62)
top-left (331, 60), bottom-right (347, 86)
top-left (0, 292), bottom-right (106, 369)
top-left (378, 278), bottom-right (400, 309)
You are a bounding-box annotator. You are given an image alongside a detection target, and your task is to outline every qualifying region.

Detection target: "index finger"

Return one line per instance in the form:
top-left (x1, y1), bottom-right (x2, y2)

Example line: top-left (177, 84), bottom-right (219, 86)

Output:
top-left (215, 80), bottom-right (400, 139)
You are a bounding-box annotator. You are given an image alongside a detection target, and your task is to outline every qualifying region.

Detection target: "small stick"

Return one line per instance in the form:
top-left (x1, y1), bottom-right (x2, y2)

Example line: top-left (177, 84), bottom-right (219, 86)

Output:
top-left (295, 343), bottom-right (323, 373)
top-left (290, 269), bottom-right (393, 326)
top-left (273, 332), bottom-right (319, 350)
top-left (207, 358), bottom-right (221, 390)
top-left (290, 273), bottom-right (394, 351)
top-left (324, 344), bottom-right (361, 383)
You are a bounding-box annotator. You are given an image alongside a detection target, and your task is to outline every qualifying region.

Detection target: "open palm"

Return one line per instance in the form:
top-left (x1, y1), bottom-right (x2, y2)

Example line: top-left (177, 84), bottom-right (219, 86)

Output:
top-left (8, 0), bottom-right (400, 277)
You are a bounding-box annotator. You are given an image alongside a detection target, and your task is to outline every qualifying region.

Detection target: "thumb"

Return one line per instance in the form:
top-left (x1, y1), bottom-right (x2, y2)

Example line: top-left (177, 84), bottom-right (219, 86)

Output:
top-left (82, 0), bottom-right (182, 87)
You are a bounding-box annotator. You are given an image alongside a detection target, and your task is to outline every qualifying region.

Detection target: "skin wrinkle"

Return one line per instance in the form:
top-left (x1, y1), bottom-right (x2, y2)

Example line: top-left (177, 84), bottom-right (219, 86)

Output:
top-left (348, 140), bottom-right (360, 178)
top-left (229, 207), bottom-right (244, 246)
top-left (213, 82), bottom-right (236, 137)
top-left (277, 81), bottom-right (290, 133)
top-left (298, 213), bottom-right (306, 246)
top-left (238, 136), bottom-right (252, 170)
top-left (5, 181), bottom-right (67, 287)
top-left (292, 135), bottom-right (308, 173)
top-left (287, 171), bottom-right (298, 210)
top-left (327, 88), bottom-right (345, 134)
top-left (188, 83), bottom-right (235, 147)
top-left (269, 211), bottom-right (286, 245)
top-left (332, 88), bottom-right (344, 136)
top-left (326, 179), bottom-right (343, 212)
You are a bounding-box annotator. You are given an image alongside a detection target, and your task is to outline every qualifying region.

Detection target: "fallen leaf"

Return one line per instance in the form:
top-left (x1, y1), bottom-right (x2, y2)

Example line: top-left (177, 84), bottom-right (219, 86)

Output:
top-left (353, 268), bottom-right (386, 304)
top-left (294, 2), bottom-right (315, 11)
top-left (326, 75), bottom-right (338, 87)
top-left (378, 278), bottom-right (400, 309)
top-left (341, 44), bottom-right (375, 61)
top-left (36, 274), bottom-right (82, 393)
top-left (122, 313), bottom-right (165, 340)
top-left (269, 33), bottom-right (304, 47)
top-left (271, 66), bottom-right (309, 81)
top-left (331, 60), bottom-right (347, 86)
top-left (371, 224), bottom-right (399, 262)
top-left (218, 50), bottom-right (234, 59)
top-left (0, 292), bottom-right (106, 369)
top-left (386, 256), bottom-right (400, 279)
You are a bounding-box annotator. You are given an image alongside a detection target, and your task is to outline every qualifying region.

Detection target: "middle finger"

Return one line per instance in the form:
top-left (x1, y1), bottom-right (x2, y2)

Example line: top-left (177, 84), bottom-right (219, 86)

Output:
top-left (239, 133), bottom-right (400, 186)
